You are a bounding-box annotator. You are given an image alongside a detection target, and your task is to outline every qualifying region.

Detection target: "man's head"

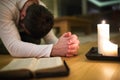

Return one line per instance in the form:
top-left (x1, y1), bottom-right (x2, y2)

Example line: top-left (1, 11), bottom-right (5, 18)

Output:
top-left (20, 1), bottom-right (54, 39)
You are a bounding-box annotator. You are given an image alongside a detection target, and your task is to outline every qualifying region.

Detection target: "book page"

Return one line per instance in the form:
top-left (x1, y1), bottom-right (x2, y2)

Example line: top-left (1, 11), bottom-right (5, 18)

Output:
top-left (0, 58), bottom-right (37, 71)
top-left (33, 57), bottom-right (64, 71)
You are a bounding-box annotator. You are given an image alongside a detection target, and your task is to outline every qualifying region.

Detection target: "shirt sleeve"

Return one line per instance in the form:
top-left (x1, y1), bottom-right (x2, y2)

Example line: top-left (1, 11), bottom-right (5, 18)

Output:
top-left (43, 29), bottom-right (58, 44)
top-left (0, 20), bottom-right (53, 58)
top-left (38, 0), bottom-right (47, 7)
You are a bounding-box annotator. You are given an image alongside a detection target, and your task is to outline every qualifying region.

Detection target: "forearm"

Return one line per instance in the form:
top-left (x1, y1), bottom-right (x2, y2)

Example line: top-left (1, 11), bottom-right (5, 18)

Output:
top-left (43, 29), bottom-right (58, 44)
top-left (0, 24), bottom-right (53, 58)
top-left (2, 38), bottom-right (53, 57)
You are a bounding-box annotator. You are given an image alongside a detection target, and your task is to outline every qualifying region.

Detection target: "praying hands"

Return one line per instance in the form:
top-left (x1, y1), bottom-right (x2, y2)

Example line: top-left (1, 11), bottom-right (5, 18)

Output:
top-left (51, 32), bottom-right (80, 57)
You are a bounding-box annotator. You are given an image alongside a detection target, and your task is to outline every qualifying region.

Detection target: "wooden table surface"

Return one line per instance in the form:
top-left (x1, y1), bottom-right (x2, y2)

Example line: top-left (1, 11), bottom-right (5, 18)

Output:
top-left (0, 34), bottom-right (120, 80)
top-left (54, 16), bottom-right (92, 35)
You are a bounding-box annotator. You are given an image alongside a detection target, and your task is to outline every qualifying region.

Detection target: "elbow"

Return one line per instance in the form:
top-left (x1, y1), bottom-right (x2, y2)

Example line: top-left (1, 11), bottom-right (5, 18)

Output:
top-left (9, 51), bottom-right (21, 58)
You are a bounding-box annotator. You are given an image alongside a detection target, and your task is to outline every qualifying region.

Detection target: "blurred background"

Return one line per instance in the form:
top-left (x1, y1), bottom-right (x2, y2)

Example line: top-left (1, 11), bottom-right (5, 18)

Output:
top-left (41, 0), bottom-right (120, 43)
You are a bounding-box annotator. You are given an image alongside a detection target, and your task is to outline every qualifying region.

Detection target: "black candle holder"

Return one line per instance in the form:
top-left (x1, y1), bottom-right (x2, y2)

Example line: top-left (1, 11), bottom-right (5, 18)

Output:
top-left (85, 47), bottom-right (120, 61)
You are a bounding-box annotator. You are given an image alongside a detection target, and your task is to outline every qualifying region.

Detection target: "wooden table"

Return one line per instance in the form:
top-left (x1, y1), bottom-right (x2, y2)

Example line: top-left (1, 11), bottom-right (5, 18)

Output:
top-left (0, 35), bottom-right (120, 80)
top-left (53, 16), bottom-right (92, 35)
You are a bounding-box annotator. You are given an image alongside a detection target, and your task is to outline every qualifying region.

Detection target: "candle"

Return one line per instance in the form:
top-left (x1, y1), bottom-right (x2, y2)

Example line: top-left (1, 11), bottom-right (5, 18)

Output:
top-left (102, 41), bottom-right (118, 56)
top-left (97, 20), bottom-right (118, 56)
top-left (97, 20), bottom-right (110, 54)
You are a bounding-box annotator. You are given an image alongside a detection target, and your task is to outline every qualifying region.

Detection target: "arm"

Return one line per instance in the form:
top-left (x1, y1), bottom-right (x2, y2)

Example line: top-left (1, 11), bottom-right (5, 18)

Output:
top-left (43, 29), bottom-right (58, 44)
top-left (0, 20), bottom-right (52, 58)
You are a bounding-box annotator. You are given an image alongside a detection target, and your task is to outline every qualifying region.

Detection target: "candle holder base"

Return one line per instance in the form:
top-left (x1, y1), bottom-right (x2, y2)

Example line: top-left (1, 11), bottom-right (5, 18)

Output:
top-left (86, 47), bottom-right (120, 61)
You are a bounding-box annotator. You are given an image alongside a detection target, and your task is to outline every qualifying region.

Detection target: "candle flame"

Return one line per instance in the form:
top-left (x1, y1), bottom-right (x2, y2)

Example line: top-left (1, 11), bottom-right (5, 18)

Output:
top-left (102, 20), bottom-right (106, 24)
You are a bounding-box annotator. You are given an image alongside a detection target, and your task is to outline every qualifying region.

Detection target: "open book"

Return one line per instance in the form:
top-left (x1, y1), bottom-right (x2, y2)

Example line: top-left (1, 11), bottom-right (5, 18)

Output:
top-left (0, 57), bottom-right (69, 79)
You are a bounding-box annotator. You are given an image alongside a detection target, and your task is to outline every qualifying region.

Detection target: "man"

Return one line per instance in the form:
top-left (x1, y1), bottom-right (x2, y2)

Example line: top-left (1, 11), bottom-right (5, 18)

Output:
top-left (0, 0), bottom-right (80, 57)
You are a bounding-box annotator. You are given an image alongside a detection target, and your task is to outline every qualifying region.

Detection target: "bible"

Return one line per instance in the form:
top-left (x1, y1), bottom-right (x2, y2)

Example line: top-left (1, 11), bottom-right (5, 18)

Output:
top-left (0, 57), bottom-right (69, 79)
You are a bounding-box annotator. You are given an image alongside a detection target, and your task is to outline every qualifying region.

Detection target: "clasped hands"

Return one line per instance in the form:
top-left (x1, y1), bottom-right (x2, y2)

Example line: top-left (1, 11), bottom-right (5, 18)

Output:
top-left (51, 32), bottom-right (80, 57)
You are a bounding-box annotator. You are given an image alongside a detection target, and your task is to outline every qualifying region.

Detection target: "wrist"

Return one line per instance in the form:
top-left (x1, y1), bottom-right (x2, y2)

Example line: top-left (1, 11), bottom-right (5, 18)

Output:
top-left (50, 44), bottom-right (57, 57)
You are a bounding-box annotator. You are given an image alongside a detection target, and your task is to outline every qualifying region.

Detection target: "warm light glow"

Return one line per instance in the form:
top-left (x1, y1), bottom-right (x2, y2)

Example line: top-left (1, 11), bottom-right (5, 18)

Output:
top-left (102, 20), bottom-right (106, 24)
top-left (102, 66), bottom-right (115, 79)
top-left (102, 41), bottom-right (118, 56)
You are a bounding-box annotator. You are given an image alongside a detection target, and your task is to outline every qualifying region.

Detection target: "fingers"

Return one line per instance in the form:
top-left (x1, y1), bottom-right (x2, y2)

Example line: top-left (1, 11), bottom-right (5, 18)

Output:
top-left (66, 54), bottom-right (74, 57)
top-left (68, 34), bottom-right (80, 44)
top-left (66, 41), bottom-right (80, 57)
top-left (62, 32), bottom-right (72, 37)
top-left (55, 32), bottom-right (80, 57)
top-left (66, 34), bottom-right (80, 57)
top-left (66, 49), bottom-right (78, 57)
top-left (68, 43), bottom-right (79, 50)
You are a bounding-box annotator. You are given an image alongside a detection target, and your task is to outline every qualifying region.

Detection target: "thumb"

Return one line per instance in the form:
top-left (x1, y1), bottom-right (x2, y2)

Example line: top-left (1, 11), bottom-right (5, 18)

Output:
top-left (63, 32), bottom-right (72, 37)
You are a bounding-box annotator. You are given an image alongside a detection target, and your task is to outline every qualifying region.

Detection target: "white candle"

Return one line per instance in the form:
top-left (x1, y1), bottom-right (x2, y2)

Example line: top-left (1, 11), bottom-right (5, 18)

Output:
top-left (97, 20), bottom-right (118, 56)
top-left (102, 41), bottom-right (118, 56)
top-left (97, 20), bottom-right (110, 54)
